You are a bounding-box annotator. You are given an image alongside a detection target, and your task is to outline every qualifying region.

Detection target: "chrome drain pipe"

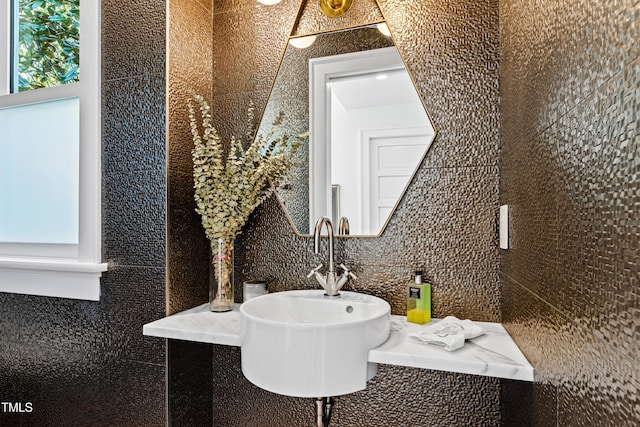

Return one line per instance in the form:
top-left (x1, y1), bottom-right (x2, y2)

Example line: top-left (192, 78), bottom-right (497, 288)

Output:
top-left (315, 397), bottom-right (334, 427)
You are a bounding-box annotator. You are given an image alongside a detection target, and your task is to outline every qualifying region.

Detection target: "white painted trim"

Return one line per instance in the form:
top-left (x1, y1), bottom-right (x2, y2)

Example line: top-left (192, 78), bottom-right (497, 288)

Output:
top-left (0, 1), bottom-right (105, 300)
top-left (0, 257), bottom-right (107, 301)
top-left (309, 47), bottom-right (404, 228)
top-left (0, 259), bottom-right (107, 301)
top-left (0, 257), bottom-right (108, 273)
top-left (0, 0), bottom-right (9, 94)
top-left (77, 0), bottom-right (102, 264)
top-left (361, 130), bottom-right (372, 232)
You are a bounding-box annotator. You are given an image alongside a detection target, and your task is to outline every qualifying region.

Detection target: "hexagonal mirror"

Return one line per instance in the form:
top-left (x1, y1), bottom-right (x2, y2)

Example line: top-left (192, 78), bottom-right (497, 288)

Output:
top-left (256, 23), bottom-right (435, 237)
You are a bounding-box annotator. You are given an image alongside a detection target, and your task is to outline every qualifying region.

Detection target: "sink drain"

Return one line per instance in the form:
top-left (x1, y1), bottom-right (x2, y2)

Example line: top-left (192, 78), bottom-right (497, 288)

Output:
top-left (346, 305), bottom-right (353, 313)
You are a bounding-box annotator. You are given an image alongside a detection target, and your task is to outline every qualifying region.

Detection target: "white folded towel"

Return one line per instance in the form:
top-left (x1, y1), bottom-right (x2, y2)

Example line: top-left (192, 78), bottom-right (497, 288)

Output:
top-left (407, 316), bottom-right (485, 351)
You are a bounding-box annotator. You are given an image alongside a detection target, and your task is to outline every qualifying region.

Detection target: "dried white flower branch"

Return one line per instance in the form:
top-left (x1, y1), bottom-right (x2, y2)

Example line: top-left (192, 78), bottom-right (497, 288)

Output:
top-left (188, 94), bottom-right (306, 248)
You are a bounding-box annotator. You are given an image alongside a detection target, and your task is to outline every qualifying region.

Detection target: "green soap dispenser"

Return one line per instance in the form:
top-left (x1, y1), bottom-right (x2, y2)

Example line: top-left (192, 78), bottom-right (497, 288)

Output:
top-left (407, 270), bottom-right (431, 324)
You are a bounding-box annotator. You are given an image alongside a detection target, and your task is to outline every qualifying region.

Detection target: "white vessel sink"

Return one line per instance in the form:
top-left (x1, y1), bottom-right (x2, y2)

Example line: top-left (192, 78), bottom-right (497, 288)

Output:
top-left (240, 290), bottom-right (391, 398)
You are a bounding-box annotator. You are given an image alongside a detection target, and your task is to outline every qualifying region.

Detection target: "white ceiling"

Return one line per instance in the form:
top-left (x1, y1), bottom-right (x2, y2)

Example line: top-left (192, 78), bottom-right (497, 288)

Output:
top-left (329, 70), bottom-right (421, 110)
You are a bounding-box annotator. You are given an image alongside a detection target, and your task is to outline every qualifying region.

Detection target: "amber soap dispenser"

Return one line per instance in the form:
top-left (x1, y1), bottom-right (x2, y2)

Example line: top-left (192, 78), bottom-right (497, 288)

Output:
top-left (407, 270), bottom-right (431, 324)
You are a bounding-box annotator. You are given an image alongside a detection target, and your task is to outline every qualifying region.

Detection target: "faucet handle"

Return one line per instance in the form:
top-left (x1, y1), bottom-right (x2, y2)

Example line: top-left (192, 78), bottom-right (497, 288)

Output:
top-left (307, 264), bottom-right (323, 278)
top-left (339, 263), bottom-right (357, 280)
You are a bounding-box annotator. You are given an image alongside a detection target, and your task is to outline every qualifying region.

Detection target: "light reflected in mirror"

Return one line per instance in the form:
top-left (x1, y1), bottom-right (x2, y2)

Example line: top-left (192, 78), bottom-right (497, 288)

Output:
top-left (257, 24), bottom-right (435, 236)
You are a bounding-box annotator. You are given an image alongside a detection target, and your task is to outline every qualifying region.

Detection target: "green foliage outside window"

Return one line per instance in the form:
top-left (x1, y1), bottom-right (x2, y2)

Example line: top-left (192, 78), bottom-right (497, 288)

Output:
top-left (17, 0), bottom-right (79, 91)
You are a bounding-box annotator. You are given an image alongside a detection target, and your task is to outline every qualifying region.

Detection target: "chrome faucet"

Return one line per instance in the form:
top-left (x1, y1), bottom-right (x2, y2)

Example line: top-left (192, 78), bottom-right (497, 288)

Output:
top-left (338, 216), bottom-right (350, 235)
top-left (308, 217), bottom-right (357, 297)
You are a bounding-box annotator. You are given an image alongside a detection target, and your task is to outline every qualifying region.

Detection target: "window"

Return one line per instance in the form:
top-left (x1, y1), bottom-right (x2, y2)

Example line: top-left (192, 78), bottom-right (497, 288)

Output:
top-left (0, 0), bottom-right (106, 300)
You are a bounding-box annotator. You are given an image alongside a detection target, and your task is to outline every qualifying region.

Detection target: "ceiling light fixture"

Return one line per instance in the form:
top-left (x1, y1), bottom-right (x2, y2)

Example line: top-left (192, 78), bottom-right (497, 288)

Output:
top-left (289, 35), bottom-right (317, 49)
top-left (257, 0), bottom-right (282, 5)
top-left (319, 0), bottom-right (353, 18)
top-left (376, 23), bottom-right (391, 37)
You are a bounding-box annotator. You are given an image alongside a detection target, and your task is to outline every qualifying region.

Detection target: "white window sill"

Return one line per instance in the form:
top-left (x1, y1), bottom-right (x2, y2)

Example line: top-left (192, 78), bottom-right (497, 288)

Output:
top-left (0, 258), bottom-right (108, 301)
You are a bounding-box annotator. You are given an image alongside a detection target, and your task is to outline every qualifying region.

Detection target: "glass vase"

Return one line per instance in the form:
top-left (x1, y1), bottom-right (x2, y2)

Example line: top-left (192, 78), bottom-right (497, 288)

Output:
top-left (209, 238), bottom-right (234, 312)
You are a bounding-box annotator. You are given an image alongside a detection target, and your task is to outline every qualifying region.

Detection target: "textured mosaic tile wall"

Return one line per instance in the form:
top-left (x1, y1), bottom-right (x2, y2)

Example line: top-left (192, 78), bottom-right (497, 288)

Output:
top-left (206, 0), bottom-right (504, 425)
top-left (500, 0), bottom-right (640, 425)
top-left (168, 0), bottom-right (213, 316)
top-left (167, 0), bottom-right (215, 425)
top-left (0, 1), bottom-right (167, 426)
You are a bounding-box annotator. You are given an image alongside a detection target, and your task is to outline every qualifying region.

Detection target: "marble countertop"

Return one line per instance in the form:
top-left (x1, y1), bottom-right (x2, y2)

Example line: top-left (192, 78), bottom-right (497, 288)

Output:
top-left (143, 303), bottom-right (242, 346)
top-left (369, 317), bottom-right (533, 381)
top-left (143, 304), bottom-right (533, 382)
